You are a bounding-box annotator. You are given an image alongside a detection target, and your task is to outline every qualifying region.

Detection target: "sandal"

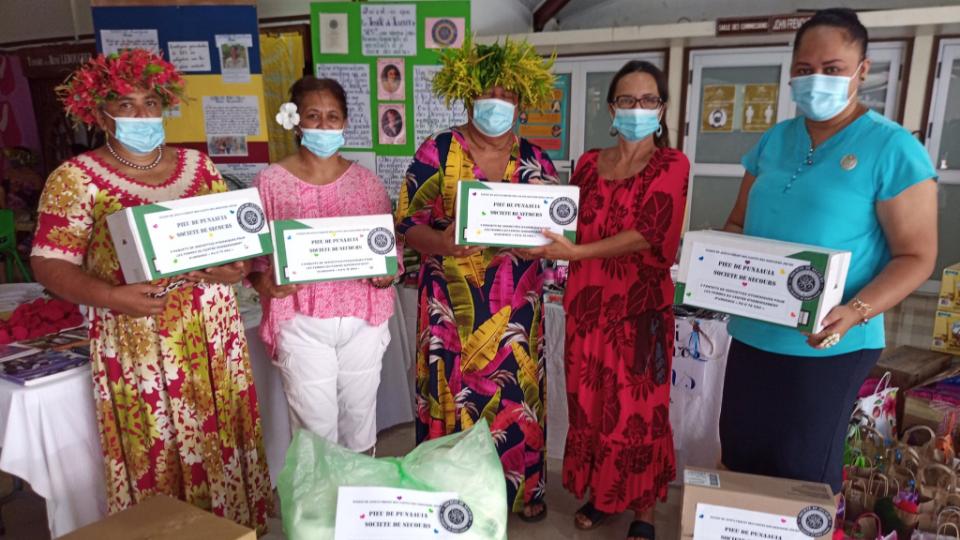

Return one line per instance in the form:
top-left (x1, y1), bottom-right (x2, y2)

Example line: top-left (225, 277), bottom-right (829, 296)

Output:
top-left (517, 502), bottom-right (548, 523)
top-left (574, 501), bottom-right (610, 530)
top-left (627, 520), bottom-right (655, 540)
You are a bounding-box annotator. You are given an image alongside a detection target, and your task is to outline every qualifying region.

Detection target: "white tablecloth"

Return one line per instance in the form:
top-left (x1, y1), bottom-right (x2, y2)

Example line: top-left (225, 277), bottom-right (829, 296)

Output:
top-left (0, 284), bottom-right (419, 538)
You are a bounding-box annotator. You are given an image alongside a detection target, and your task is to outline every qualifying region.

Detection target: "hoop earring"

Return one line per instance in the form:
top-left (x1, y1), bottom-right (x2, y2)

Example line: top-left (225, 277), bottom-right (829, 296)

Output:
top-left (609, 126), bottom-right (619, 137)
top-left (656, 124), bottom-right (663, 137)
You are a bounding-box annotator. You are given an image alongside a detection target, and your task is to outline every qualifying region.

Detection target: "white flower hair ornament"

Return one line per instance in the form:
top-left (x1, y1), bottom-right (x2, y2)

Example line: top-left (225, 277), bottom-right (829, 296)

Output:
top-left (275, 102), bottom-right (300, 130)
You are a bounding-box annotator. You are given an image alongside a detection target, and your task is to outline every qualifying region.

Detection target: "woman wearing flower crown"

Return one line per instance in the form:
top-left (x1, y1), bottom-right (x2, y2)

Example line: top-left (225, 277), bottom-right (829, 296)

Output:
top-left (30, 49), bottom-right (271, 532)
top-left (249, 76), bottom-right (397, 453)
top-left (395, 37), bottom-right (557, 521)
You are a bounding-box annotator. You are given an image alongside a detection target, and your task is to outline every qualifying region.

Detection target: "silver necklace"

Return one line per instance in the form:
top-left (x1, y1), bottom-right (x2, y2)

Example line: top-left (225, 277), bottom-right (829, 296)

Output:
top-left (106, 139), bottom-right (163, 170)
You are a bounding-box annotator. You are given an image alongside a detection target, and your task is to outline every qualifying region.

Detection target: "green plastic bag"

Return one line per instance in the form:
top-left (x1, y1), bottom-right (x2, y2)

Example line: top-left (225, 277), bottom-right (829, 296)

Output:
top-left (277, 419), bottom-right (507, 540)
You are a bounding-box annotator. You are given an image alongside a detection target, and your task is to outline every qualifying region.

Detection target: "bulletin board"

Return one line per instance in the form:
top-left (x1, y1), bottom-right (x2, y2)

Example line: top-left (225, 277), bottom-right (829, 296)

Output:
top-left (310, 1), bottom-right (470, 201)
top-left (91, 1), bottom-right (270, 186)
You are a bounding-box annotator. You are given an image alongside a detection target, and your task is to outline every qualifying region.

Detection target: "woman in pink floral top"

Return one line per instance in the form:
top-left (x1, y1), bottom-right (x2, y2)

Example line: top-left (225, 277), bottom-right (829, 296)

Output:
top-left (249, 77), bottom-right (397, 452)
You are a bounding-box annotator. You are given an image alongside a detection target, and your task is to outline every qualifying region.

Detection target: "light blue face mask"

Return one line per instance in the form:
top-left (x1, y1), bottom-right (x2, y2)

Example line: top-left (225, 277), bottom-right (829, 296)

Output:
top-left (107, 113), bottom-right (165, 154)
top-left (611, 108), bottom-right (662, 142)
top-left (472, 98), bottom-right (516, 137)
top-left (300, 128), bottom-right (345, 158)
top-left (790, 64), bottom-right (861, 121)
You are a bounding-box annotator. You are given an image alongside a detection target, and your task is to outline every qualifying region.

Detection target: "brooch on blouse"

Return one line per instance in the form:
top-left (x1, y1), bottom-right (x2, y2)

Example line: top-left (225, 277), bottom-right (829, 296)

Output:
top-left (841, 154), bottom-right (858, 171)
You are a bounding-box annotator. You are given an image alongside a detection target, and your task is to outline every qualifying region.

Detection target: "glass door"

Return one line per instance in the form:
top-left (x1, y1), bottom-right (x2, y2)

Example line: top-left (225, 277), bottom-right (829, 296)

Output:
top-left (925, 38), bottom-right (960, 279)
top-left (551, 51), bottom-right (666, 183)
top-left (684, 46), bottom-right (794, 231)
top-left (862, 41), bottom-right (906, 119)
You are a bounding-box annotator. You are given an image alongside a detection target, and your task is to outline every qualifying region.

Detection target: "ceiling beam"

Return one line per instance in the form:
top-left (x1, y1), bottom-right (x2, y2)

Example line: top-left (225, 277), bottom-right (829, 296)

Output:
top-left (533, 0), bottom-right (571, 32)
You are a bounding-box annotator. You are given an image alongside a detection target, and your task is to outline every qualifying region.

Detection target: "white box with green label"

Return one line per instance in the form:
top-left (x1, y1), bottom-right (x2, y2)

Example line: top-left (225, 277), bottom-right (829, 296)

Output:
top-left (106, 188), bottom-right (272, 283)
top-left (272, 214), bottom-right (398, 285)
top-left (454, 180), bottom-right (580, 248)
top-left (674, 230), bottom-right (851, 334)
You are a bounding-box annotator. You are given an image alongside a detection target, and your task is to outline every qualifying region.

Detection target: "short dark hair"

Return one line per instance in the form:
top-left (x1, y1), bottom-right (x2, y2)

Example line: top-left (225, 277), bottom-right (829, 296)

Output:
top-left (794, 8), bottom-right (868, 60)
top-left (289, 76), bottom-right (348, 117)
top-left (606, 60), bottom-right (670, 148)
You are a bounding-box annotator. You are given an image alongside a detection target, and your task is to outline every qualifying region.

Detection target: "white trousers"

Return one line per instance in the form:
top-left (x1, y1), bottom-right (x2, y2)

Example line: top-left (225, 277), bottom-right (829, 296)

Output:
top-left (275, 314), bottom-right (391, 451)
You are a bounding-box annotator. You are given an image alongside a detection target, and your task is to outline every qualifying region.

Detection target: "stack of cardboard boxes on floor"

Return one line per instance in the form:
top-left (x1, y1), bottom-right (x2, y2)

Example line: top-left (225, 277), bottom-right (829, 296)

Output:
top-left (895, 263), bottom-right (960, 435)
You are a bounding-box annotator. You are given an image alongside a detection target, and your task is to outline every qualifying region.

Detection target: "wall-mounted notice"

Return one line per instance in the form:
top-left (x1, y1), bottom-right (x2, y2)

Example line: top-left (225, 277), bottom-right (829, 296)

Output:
top-left (167, 41), bottom-right (211, 72)
top-left (413, 65), bottom-right (467, 147)
top-left (101, 29), bottom-right (159, 55)
top-left (319, 12), bottom-right (350, 55)
top-left (361, 4), bottom-right (417, 57)
top-left (216, 162), bottom-right (268, 187)
top-left (215, 34), bottom-right (253, 83)
top-left (202, 95), bottom-right (261, 136)
top-left (701, 84), bottom-right (735, 133)
top-left (378, 104), bottom-right (406, 145)
top-left (376, 155), bottom-right (412, 201)
top-left (316, 63), bottom-right (373, 148)
top-left (425, 17), bottom-right (465, 49)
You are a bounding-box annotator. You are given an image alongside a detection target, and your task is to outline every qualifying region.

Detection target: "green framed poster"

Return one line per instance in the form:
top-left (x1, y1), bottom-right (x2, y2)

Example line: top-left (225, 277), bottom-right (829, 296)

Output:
top-left (310, 1), bottom-right (471, 201)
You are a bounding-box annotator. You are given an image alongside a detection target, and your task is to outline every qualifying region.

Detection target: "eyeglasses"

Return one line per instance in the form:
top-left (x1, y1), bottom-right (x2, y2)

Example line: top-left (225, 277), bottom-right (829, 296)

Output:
top-left (612, 95), bottom-right (663, 110)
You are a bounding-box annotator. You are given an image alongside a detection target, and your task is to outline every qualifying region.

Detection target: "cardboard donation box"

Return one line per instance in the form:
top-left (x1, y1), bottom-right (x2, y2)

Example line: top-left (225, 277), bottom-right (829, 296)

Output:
top-left (454, 180), bottom-right (580, 248)
top-left (272, 215), bottom-right (399, 285)
top-left (933, 309), bottom-right (960, 355)
top-left (107, 188), bottom-right (272, 283)
top-left (675, 230), bottom-right (851, 334)
top-left (939, 262), bottom-right (960, 312)
top-left (681, 468), bottom-right (836, 540)
top-left (61, 495), bottom-right (255, 540)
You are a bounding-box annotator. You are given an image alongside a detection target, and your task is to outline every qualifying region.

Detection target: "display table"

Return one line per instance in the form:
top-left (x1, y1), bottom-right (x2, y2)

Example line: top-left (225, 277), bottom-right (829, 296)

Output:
top-left (0, 284), bottom-right (418, 538)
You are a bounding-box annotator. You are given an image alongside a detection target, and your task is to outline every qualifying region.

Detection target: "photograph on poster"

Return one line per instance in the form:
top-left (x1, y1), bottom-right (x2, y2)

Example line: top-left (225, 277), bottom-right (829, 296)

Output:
top-left (319, 12), bottom-right (349, 55)
top-left (207, 135), bottom-right (248, 157)
top-left (220, 44), bottom-right (248, 70)
top-left (379, 105), bottom-right (406, 145)
top-left (215, 34), bottom-right (253, 83)
top-left (378, 58), bottom-right (405, 101)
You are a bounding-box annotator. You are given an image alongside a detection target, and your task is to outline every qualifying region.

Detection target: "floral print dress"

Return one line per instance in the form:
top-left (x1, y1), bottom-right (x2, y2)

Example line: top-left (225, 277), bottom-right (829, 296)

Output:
top-left (562, 147), bottom-right (689, 514)
top-left (31, 148), bottom-right (272, 533)
top-left (396, 129), bottom-right (558, 512)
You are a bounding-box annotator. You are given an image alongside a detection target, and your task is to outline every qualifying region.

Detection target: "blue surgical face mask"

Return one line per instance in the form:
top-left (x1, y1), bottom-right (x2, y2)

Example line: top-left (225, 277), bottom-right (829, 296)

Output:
top-left (107, 113), bottom-right (165, 154)
top-left (612, 107), bottom-right (661, 142)
top-left (300, 128), bottom-right (345, 158)
top-left (472, 98), bottom-right (516, 137)
top-left (790, 64), bottom-right (861, 121)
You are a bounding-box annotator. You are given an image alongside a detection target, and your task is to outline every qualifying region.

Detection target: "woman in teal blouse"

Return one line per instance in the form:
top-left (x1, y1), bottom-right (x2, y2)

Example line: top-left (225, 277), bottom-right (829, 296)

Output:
top-left (719, 8), bottom-right (938, 494)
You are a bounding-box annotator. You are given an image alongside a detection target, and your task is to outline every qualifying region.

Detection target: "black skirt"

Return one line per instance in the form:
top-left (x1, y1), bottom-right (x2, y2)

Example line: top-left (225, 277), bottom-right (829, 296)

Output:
top-left (719, 339), bottom-right (882, 493)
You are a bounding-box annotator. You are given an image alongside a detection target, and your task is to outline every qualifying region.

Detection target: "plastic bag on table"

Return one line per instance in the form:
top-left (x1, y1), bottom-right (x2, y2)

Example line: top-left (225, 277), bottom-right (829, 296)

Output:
top-left (277, 419), bottom-right (507, 540)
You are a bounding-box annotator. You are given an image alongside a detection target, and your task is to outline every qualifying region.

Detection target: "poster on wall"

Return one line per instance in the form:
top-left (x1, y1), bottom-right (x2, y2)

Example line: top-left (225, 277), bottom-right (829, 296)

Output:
top-left (319, 13), bottom-right (350, 55)
top-left (100, 28), bottom-right (159, 55)
top-left (361, 4), bottom-right (417, 57)
top-left (202, 96), bottom-right (261, 136)
top-left (376, 155), bottom-right (412, 201)
top-left (378, 104), bottom-right (406, 145)
top-left (742, 83), bottom-right (778, 132)
top-left (701, 84), bottom-right (735, 133)
top-left (424, 17), bottom-right (465, 49)
top-left (316, 63), bottom-right (373, 148)
top-left (377, 58), bottom-right (405, 101)
top-left (413, 64), bottom-right (467, 147)
top-left (517, 73), bottom-right (570, 161)
top-left (167, 41), bottom-right (212, 72)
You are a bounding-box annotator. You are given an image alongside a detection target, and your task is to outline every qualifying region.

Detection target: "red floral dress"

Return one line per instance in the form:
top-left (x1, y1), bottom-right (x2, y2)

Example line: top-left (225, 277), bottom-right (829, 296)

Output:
top-left (562, 147), bottom-right (689, 514)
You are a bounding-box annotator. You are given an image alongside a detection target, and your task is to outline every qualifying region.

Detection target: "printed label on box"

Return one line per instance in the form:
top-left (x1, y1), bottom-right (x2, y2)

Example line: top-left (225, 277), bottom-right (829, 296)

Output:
top-left (334, 487), bottom-right (469, 539)
top-left (693, 503), bottom-right (832, 539)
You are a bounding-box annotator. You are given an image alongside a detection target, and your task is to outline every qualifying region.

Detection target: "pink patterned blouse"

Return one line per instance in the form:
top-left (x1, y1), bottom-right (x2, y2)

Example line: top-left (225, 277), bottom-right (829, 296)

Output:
top-left (252, 162), bottom-right (397, 358)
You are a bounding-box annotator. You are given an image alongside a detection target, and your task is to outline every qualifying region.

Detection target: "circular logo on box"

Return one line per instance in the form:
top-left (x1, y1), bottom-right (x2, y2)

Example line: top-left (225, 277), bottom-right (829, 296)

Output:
top-left (367, 227), bottom-right (395, 255)
top-left (787, 265), bottom-right (824, 301)
top-left (549, 197), bottom-right (578, 226)
top-left (797, 506), bottom-right (832, 537)
top-left (431, 19), bottom-right (459, 47)
top-left (236, 203), bottom-right (266, 233)
top-left (438, 499), bottom-right (473, 534)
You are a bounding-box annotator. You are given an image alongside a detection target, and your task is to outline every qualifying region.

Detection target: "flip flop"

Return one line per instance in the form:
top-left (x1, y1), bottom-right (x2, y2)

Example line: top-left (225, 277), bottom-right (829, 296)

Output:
top-left (517, 502), bottom-right (548, 523)
top-left (574, 501), bottom-right (610, 530)
top-left (627, 520), bottom-right (655, 540)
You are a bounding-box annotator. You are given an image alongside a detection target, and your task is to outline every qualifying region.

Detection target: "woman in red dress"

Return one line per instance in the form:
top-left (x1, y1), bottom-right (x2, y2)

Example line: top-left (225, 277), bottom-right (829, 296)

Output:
top-left (525, 61), bottom-right (688, 540)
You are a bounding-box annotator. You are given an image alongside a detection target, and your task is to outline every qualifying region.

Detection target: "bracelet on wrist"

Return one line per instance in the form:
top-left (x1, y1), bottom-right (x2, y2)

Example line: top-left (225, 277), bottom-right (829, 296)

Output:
top-left (849, 296), bottom-right (873, 326)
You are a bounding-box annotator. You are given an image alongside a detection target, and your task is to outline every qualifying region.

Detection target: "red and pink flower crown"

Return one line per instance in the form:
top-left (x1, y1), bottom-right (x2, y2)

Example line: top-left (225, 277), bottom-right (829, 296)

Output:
top-left (56, 49), bottom-right (185, 126)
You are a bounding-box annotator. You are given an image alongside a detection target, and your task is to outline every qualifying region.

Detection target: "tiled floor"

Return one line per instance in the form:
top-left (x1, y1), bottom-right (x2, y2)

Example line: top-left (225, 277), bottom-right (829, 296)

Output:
top-left (0, 423), bottom-right (681, 539)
